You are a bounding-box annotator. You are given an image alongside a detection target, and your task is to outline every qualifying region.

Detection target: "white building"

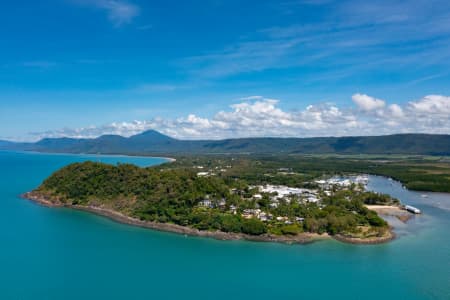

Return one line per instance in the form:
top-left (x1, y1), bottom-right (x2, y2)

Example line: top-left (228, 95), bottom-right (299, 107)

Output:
top-left (260, 185), bottom-right (312, 199)
top-left (198, 199), bottom-right (213, 208)
top-left (197, 172), bottom-right (210, 177)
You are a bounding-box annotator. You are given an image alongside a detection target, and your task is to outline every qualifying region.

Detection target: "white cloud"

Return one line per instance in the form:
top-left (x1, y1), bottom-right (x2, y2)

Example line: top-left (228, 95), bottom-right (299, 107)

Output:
top-left (408, 95), bottom-right (450, 115)
top-left (73, 0), bottom-right (140, 26)
top-left (352, 93), bottom-right (386, 111)
top-left (388, 104), bottom-right (404, 118)
top-left (28, 94), bottom-right (450, 141)
top-left (239, 95), bottom-right (264, 101)
top-left (101, 0), bottom-right (139, 26)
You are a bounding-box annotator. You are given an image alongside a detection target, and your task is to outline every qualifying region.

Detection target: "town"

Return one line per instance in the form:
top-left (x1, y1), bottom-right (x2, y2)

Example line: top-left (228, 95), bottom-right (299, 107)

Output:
top-left (197, 173), bottom-right (378, 225)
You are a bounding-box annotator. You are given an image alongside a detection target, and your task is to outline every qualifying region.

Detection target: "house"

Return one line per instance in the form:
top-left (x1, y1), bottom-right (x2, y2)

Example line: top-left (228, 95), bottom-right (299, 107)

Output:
top-left (242, 209), bottom-right (262, 219)
top-left (307, 196), bottom-right (319, 203)
top-left (242, 209), bottom-right (255, 219)
top-left (259, 212), bottom-right (268, 221)
top-left (198, 199), bottom-right (213, 208)
top-left (218, 199), bottom-right (226, 207)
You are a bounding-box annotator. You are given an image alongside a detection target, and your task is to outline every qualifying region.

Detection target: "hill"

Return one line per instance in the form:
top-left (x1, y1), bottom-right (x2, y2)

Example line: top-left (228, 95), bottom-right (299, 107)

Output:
top-left (1, 131), bottom-right (450, 155)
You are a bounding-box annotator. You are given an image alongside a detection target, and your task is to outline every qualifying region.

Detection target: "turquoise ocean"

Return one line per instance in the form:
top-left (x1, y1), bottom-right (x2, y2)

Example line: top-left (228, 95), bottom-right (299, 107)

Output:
top-left (0, 151), bottom-right (449, 299)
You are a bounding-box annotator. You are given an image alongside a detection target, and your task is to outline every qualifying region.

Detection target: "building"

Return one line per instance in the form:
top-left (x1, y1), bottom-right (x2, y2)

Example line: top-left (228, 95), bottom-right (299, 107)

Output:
top-left (197, 172), bottom-right (210, 177)
top-left (198, 199), bottom-right (213, 208)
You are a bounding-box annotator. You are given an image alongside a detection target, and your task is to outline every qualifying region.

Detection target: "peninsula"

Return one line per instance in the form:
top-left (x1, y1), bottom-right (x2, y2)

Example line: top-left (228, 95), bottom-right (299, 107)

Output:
top-left (24, 157), bottom-right (410, 244)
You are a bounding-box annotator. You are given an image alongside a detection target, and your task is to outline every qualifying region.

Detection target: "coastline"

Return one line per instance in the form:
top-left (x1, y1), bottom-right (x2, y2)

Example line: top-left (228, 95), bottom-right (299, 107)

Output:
top-left (22, 192), bottom-right (326, 244)
top-left (22, 191), bottom-right (397, 245)
top-left (366, 205), bottom-right (413, 223)
top-left (334, 230), bottom-right (395, 245)
top-left (8, 150), bottom-right (176, 163)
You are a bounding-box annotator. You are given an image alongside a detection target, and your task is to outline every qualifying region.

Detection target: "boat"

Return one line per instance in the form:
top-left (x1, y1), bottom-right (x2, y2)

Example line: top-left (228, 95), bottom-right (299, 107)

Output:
top-left (404, 205), bottom-right (421, 214)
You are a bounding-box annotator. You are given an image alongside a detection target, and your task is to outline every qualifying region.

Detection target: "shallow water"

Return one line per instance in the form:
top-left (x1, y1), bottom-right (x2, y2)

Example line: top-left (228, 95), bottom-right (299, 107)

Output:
top-left (0, 151), bottom-right (449, 299)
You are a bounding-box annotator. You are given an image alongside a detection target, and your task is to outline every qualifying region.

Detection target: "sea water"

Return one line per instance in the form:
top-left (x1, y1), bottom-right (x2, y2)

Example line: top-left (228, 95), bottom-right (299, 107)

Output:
top-left (0, 151), bottom-right (449, 299)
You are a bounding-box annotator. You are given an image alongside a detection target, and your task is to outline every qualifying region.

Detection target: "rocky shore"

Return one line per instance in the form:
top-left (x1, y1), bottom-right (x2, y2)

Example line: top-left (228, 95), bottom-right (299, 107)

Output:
top-left (334, 230), bottom-right (395, 245)
top-left (22, 191), bottom-right (396, 245)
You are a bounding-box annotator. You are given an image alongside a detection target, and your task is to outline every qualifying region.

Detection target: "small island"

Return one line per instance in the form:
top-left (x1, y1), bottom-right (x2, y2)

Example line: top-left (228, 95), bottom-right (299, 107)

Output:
top-left (23, 156), bottom-right (417, 244)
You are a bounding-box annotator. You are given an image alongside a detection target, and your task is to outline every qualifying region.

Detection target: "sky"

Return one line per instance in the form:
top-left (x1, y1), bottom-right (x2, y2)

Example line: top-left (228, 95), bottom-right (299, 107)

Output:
top-left (1, 0), bottom-right (450, 141)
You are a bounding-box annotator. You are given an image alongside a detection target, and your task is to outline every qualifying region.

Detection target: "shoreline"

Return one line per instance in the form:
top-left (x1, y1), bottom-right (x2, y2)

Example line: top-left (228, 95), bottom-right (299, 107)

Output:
top-left (22, 191), bottom-right (396, 245)
top-left (6, 150), bottom-right (176, 163)
top-left (366, 205), bottom-right (413, 223)
top-left (334, 229), bottom-right (395, 245)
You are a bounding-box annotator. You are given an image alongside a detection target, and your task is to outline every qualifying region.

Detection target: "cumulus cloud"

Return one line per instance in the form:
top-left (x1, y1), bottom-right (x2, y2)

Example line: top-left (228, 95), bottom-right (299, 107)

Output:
top-left (352, 93), bottom-right (386, 111)
top-left (408, 95), bottom-right (450, 115)
top-left (29, 94), bottom-right (450, 141)
top-left (388, 104), bottom-right (404, 118)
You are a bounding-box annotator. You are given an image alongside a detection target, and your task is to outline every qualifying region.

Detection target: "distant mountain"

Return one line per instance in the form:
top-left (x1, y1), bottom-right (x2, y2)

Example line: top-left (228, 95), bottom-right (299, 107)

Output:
top-left (34, 137), bottom-right (87, 151)
top-left (0, 140), bottom-right (34, 151)
top-left (128, 130), bottom-right (175, 144)
top-left (1, 131), bottom-right (450, 155)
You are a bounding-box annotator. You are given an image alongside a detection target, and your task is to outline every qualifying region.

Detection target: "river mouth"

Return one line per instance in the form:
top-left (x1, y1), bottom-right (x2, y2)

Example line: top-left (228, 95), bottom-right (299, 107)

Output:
top-left (366, 175), bottom-right (450, 211)
top-left (365, 175), bottom-right (450, 240)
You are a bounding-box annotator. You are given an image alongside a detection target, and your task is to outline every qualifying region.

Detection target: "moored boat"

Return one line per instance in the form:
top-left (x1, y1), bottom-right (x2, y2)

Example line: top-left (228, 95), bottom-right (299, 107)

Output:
top-left (404, 205), bottom-right (421, 214)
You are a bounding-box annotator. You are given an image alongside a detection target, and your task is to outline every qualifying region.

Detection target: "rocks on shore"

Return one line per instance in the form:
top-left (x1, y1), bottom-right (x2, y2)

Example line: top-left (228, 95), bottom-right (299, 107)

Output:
top-left (22, 191), bottom-right (396, 245)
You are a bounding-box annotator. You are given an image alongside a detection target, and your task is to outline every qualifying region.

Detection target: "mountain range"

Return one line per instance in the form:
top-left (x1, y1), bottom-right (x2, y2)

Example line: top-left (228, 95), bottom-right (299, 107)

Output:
top-left (1, 131), bottom-right (450, 155)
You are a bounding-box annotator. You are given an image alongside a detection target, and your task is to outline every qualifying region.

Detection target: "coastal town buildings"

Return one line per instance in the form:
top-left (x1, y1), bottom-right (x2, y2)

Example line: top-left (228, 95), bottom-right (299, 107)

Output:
top-left (196, 175), bottom-right (377, 222)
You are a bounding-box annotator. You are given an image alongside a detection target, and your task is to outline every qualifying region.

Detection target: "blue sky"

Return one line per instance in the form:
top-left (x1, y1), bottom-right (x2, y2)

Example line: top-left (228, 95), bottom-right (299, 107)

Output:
top-left (1, 0), bottom-right (450, 140)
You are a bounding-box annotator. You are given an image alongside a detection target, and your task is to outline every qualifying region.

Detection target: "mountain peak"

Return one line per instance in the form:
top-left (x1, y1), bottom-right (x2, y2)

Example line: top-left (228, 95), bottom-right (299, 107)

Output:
top-left (128, 130), bottom-right (175, 143)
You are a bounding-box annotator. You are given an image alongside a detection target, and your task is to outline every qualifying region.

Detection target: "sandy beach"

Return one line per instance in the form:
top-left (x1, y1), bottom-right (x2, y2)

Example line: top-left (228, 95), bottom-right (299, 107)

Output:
top-left (366, 205), bottom-right (413, 222)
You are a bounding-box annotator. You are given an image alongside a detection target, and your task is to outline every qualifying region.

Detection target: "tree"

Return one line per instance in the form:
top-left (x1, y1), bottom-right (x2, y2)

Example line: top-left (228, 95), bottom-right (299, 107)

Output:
top-left (241, 219), bottom-right (267, 235)
top-left (220, 215), bottom-right (242, 233)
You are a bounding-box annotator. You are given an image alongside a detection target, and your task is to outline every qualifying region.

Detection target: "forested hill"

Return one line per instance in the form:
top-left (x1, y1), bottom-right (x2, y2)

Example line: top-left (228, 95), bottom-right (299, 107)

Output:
top-left (1, 131), bottom-right (450, 155)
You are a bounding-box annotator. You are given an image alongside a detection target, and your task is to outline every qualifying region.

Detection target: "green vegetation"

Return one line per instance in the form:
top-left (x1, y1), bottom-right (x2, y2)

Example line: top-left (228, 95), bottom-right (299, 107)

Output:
top-left (2, 130), bottom-right (450, 156)
top-left (167, 155), bottom-right (450, 192)
top-left (35, 159), bottom-right (399, 239)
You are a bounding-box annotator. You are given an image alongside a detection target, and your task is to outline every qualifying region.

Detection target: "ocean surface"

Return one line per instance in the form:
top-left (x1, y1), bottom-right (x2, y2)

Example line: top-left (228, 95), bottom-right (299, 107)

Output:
top-left (0, 151), bottom-right (449, 300)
